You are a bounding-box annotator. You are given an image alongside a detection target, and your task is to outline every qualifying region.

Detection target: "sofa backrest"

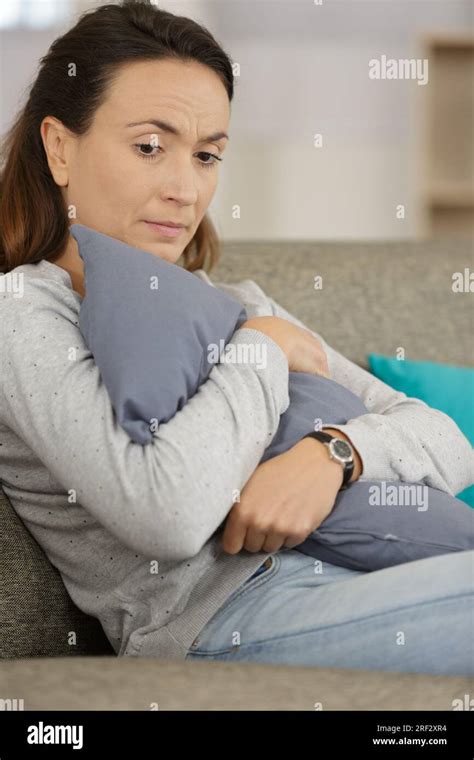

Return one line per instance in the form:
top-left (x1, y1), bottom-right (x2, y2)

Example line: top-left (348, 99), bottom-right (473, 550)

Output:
top-left (213, 240), bottom-right (474, 368)
top-left (0, 485), bottom-right (114, 658)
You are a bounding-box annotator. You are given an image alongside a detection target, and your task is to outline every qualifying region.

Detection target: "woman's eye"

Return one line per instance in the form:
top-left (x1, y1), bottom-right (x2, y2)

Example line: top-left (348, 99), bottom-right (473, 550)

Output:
top-left (196, 151), bottom-right (223, 168)
top-left (134, 144), bottom-right (222, 168)
top-left (134, 143), bottom-right (160, 160)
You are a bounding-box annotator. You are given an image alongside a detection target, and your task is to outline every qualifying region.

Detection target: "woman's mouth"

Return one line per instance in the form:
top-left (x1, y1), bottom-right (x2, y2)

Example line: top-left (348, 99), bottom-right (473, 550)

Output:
top-left (143, 221), bottom-right (186, 238)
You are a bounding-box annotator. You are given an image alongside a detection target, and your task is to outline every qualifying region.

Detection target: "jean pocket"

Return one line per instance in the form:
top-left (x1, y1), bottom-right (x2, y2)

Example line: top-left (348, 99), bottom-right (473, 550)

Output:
top-left (244, 556), bottom-right (273, 583)
top-left (186, 553), bottom-right (281, 657)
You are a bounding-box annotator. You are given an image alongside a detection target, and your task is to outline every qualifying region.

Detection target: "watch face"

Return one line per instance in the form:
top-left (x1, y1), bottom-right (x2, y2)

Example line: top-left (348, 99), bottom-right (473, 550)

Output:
top-left (330, 438), bottom-right (352, 462)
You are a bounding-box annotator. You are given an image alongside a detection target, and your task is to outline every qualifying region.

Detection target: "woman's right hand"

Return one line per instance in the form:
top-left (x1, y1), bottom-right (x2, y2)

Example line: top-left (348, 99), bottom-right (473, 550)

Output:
top-left (241, 316), bottom-right (330, 378)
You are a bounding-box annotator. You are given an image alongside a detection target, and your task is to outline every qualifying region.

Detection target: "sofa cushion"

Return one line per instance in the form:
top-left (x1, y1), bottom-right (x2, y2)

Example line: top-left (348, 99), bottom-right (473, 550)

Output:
top-left (1, 655), bottom-right (471, 710)
top-left (0, 485), bottom-right (114, 659)
top-left (368, 354), bottom-right (474, 507)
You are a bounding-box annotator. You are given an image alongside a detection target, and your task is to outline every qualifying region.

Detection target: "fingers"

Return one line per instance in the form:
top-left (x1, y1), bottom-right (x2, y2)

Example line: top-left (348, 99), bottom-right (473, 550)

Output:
top-left (243, 527), bottom-right (269, 553)
top-left (300, 329), bottom-right (330, 379)
top-left (220, 510), bottom-right (247, 554)
top-left (221, 515), bottom-right (288, 554)
top-left (243, 527), bottom-right (288, 553)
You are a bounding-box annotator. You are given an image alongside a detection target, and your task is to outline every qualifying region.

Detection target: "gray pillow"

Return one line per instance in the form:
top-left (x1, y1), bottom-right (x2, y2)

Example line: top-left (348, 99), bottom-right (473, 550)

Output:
top-left (73, 224), bottom-right (474, 571)
top-left (74, 224), bottom-right (247, 445)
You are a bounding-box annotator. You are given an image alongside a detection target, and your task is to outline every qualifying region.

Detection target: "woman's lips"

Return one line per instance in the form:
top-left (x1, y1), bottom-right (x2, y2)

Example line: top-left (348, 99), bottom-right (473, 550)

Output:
top-left (144, 221), bottom-right (185, 238)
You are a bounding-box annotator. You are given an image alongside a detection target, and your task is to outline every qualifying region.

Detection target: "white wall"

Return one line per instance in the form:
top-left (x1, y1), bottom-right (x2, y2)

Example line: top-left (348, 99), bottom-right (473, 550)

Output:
top-left (201, 0), bottom-right (472, 240)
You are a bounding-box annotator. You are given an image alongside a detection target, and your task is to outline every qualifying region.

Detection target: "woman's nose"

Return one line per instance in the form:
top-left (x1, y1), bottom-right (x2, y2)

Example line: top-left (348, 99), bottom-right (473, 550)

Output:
top-left (157, 157), bottom-right (199, 205)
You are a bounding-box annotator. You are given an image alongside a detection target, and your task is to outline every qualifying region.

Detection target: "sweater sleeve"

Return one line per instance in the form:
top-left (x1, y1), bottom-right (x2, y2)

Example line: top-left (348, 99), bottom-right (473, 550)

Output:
top-left (266, 295), bottom-right (474, 497)
top-left (0, 282), bottom-right (290, 561)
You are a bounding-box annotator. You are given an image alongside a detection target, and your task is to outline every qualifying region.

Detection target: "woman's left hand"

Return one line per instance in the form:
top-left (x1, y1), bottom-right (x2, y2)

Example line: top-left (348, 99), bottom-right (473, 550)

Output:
top-left (220, 437), bottom-right (346, 554)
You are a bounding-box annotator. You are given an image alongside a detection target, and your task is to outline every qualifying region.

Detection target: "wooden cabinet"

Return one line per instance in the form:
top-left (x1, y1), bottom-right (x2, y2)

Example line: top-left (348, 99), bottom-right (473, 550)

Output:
top-left (421, 35), bottom-right (474, 238)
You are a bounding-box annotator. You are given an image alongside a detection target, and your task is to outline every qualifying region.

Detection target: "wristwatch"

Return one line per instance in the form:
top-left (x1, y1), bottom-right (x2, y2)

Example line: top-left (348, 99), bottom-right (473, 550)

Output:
top-left (303, 430), bottom-right (355, 490)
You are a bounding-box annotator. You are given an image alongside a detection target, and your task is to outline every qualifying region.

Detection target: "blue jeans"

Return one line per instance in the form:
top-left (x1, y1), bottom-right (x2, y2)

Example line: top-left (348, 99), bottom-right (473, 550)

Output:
top-left (185, 548), bottom-right (474, 675)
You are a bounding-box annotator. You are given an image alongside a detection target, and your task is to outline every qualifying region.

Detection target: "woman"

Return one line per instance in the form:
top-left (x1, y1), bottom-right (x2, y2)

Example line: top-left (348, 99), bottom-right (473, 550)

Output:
top-left (0, 1), bottom-right (472, 674)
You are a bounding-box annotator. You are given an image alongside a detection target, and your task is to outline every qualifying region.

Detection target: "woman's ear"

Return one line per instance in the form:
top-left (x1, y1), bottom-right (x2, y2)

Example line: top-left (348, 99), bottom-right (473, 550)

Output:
top-left (40, 116), bottom-right (73, 188)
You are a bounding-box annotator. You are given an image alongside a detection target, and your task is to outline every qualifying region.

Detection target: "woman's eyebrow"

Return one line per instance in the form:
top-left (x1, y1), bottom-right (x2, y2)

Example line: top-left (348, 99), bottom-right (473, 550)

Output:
top-left (125, 118), bottom-right (229, 144)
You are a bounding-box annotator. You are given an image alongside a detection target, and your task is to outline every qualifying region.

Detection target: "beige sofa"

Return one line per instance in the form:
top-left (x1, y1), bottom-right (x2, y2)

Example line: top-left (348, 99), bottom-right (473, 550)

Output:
top-left (1, 239), bottom-right (473, 710)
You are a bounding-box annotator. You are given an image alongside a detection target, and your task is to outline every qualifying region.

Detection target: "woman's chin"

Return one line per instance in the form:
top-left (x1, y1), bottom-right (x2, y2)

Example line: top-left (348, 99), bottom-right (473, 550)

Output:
top-left (140, 242), bottom-right (183, 264)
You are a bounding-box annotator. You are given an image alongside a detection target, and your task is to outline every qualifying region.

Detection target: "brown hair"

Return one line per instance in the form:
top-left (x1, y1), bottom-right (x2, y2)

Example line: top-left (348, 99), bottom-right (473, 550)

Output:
top-left (0, 0), bottom-right (234, 275)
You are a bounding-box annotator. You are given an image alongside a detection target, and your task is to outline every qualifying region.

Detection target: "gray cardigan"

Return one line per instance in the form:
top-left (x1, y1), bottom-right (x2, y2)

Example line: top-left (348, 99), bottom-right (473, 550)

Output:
top-left (0, 259), bottom-right (472, 659)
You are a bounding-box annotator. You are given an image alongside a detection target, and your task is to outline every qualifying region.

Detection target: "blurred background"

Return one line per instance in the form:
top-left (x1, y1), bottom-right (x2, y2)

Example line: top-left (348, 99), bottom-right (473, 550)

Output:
top-left (0, 0), bottom-right (473, 241)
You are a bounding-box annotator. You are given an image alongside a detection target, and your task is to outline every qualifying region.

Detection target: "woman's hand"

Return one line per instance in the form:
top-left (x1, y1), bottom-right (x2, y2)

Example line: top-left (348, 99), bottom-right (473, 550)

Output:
top-left (241, 316), bottom-right (330, 379)
top-left (220, 436), bottom-right (344, 554)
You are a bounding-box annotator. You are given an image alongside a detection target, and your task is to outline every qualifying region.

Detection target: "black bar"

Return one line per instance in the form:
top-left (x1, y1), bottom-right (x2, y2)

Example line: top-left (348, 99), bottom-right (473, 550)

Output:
top-left (0, 710), bottom-right (472, 757)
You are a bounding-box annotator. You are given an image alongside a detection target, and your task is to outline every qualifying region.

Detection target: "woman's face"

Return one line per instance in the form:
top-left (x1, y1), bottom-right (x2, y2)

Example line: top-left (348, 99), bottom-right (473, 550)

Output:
top-left (43, 58), bottom-right (230, 264)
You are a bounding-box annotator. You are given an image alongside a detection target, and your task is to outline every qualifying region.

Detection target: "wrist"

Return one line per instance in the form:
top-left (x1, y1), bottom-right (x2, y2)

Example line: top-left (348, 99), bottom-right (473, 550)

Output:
top-left (298, 436), bottom-right (345, 489)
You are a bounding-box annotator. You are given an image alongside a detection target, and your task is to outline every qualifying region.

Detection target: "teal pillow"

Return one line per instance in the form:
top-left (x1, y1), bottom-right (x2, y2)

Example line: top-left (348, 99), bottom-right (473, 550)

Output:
top-left (368, 354), bottom-right (474, 508)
